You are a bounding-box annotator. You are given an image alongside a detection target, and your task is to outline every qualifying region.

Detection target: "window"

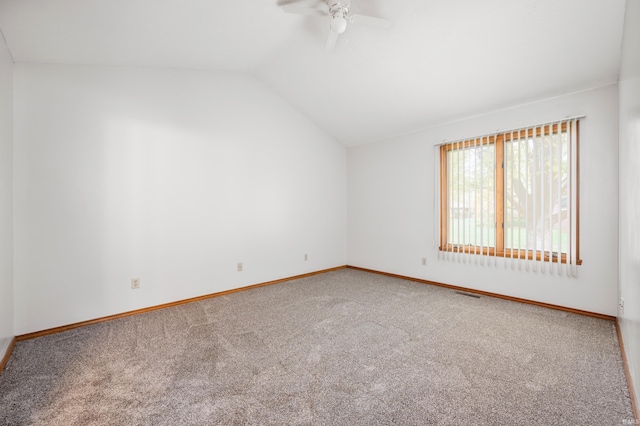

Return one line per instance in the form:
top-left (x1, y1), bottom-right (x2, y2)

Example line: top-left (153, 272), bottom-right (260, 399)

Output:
top-left (439, 119), bottom-right (580, 267)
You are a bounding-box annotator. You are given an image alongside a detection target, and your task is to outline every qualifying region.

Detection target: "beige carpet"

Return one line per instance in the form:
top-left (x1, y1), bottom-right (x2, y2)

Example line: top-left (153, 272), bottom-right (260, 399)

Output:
top-left (0, 269), bottom-right (635, 425)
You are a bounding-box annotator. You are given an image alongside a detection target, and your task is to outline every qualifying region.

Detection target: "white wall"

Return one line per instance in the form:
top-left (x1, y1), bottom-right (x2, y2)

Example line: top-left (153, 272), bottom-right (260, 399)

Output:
top-left (13, 64), bottom-right (346, 335)
top-left (348, 85), bottom-right (619, 316)
top-left (619, 0), bottom-right (640, 411)
top-left (0, 35), bottom-right (13, 359)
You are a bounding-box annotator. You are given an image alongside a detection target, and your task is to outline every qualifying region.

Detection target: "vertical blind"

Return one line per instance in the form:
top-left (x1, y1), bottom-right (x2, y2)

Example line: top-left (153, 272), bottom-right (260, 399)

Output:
top-left (436, 117), bottom-right (581, 276)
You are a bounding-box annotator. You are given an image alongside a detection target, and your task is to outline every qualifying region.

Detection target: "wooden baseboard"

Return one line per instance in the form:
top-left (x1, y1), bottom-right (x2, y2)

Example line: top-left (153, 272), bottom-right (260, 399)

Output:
top-left (617, 320), bottom-right (640, 423)
top-left (346, 265), bottom-right (616, 321)
top-left (0, 337), bottom-right (16, 374)
top-left (17, 265), bottom-right (347, 341)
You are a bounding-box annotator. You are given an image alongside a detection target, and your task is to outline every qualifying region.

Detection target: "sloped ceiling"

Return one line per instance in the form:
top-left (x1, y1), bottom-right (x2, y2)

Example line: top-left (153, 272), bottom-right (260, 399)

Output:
top-left (0, 0), bottom-right (627, 146)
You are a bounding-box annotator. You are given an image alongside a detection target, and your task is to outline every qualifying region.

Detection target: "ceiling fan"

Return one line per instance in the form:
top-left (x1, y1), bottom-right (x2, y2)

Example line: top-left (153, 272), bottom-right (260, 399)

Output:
top-left (283, 0), bottom-right (391, 51)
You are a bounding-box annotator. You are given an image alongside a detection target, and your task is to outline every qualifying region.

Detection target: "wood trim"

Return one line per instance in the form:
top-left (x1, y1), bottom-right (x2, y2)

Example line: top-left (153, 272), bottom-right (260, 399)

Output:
top-left (575, 120), bottom-right (581, 263)
top-left (495, 135), bottom-right (505, 254)
top-left (0, 337), bottom-right (16, 374)
top-left (16, 266), bottom-right (347, 341)
top-left (617, 320), bottom-right (639, 423)
top-left (346, 265), bottom-right (615, 321)
top-left (439, 144), bottom-right (448, 249)
top-left (442, 125), bottom-right (566, 152)
top-left (441, 135), bottom-right (495, 151)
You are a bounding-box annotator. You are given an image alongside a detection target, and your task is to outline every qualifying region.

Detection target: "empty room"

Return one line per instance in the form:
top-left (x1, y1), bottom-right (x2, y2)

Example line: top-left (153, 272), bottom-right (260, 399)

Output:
top-left (0, 0), bottom-right (639, 424)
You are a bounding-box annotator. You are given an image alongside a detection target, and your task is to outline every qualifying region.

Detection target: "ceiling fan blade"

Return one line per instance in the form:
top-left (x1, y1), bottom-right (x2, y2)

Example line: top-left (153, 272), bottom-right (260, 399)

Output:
top-left (350, 14), bottom-right (392, 29)
top-left (283, 5), bottom-right (327, 17)
top-left (325, 30), bottom-right (338, 51)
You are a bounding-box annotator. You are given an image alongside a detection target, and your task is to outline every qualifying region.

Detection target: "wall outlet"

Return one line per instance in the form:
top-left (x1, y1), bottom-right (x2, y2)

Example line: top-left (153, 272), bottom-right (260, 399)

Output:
top-left (422, 257), bottom-right (427, 266)
top-left (304, 253), bottom-right (308, 261)
top-left (237, 262), bottom-right (243, 272)
top-left (620, 297), bottom-right (624, 315)
top-left (131, 278), bottom-right (140, 289)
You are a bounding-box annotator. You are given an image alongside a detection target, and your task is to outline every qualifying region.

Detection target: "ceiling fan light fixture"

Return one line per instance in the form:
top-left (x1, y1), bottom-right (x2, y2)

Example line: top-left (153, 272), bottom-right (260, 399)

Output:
top-left (330, 16), bottom-right (347, 34)
top-left (283, 0), bottom-right (391, 49)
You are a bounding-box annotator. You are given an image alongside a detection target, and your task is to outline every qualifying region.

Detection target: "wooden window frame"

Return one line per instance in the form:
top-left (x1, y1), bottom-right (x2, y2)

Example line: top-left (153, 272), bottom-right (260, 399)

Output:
top-left (439, 123), bottom-right (581, 264)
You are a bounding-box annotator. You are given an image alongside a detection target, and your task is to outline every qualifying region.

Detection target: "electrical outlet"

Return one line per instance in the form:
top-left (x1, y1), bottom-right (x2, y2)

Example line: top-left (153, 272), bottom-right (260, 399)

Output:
top-left (422, 257), bottom-right (427, 266)
top-left (304, 253), bottom-right (308, 261)
top-left (237, 262), bottom-right (243, 272)
top-left (131, 278), bottom-right (140, 289)
top-left (620, 297), bottom-right (624, 315)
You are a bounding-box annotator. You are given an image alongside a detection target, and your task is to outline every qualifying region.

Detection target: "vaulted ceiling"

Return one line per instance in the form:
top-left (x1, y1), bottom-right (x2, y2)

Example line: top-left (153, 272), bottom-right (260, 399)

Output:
top-left (0, 0), bottom-right (627, 146)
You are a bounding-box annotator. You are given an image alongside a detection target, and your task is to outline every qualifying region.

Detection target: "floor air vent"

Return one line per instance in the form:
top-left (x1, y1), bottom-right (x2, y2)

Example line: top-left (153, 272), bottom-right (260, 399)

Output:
top-left (455, 291), bottom-right (481, 299)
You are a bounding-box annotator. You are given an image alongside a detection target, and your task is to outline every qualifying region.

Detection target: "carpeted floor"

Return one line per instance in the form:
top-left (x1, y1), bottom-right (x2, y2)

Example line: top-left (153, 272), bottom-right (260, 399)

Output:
top-left (0, 269), bottom-right (635, 425)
